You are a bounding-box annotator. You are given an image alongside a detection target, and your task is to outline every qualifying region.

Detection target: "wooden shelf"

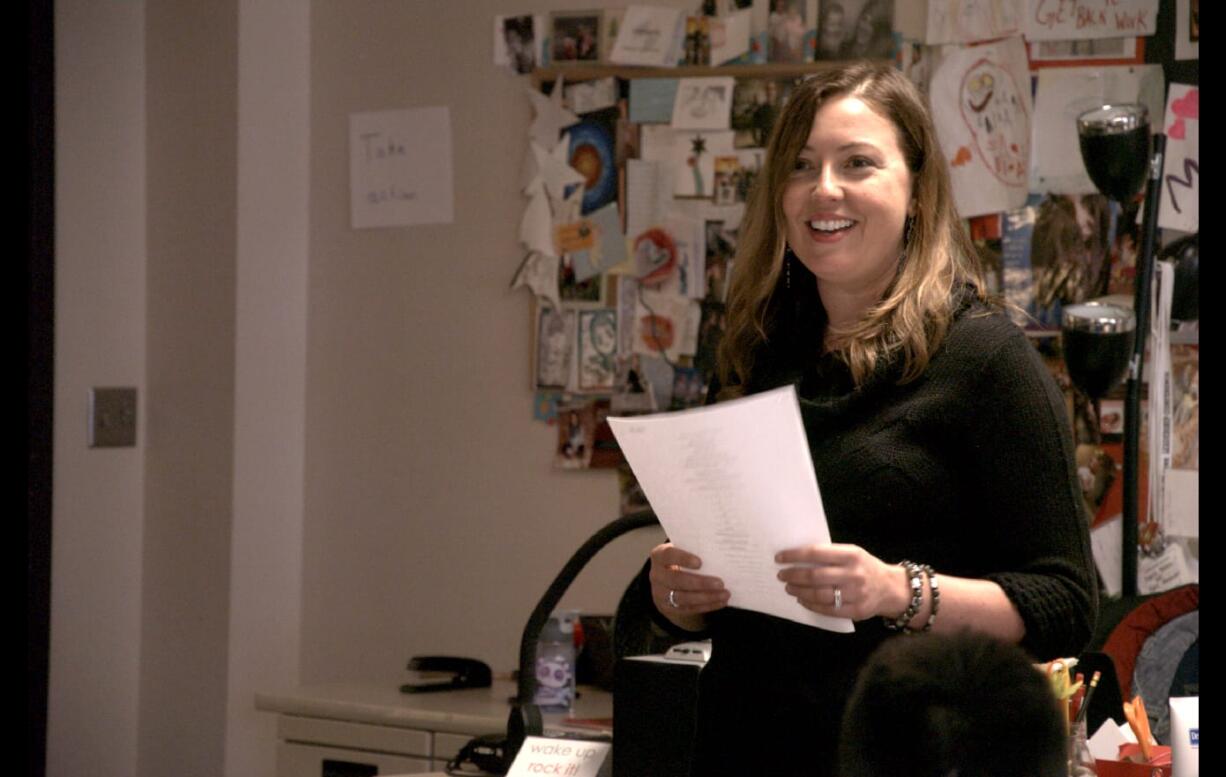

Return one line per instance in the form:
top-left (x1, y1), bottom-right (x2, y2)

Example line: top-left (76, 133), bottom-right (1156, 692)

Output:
top-left (531, 60), bottom-right (888, 85)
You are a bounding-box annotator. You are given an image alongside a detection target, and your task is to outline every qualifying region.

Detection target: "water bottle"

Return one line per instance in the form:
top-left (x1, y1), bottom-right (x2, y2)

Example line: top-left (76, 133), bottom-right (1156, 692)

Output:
top-left (533, 610), bottom-right (578, 713)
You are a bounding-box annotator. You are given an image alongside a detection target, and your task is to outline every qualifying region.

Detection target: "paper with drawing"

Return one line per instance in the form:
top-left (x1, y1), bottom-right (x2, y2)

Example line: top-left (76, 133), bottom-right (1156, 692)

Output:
top-left (608, 385), bottom-right (853, 632)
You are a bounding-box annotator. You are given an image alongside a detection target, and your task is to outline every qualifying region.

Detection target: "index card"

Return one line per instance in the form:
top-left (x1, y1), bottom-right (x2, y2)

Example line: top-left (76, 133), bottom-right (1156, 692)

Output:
top-left (349, 106), bottom-right (453, 229)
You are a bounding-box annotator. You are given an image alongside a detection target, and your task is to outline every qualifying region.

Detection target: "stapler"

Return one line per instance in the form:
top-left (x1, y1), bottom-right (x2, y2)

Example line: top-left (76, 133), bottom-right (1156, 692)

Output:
top-left (400, 655), bottom-right (493, 693)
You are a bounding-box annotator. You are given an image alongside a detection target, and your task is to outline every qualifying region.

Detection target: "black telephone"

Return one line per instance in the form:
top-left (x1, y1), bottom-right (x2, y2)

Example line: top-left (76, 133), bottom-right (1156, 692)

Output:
top-left (399, 655), bottom-right (492, 694)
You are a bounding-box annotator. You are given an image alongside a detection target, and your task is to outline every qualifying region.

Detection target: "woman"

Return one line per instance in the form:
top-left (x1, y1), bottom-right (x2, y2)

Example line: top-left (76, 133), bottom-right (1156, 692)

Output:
top-left (641, 63), bottom-right (1096, 776)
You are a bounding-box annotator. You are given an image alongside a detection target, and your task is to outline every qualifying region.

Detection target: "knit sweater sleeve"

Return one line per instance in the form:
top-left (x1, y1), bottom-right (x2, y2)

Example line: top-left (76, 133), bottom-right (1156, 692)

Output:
top-left (957, 319), bottom-right (1099, 661)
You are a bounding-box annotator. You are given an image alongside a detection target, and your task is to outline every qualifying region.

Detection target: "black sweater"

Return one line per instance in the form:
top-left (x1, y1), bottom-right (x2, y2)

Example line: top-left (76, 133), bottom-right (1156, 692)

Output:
top-left (641, 294), bottom-right (1097, 777)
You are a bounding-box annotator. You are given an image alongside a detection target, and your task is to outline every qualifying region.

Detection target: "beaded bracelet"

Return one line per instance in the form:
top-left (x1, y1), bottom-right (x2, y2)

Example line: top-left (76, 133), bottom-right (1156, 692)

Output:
top-left (883, 560), bottom-right (924, 632)
top-left (918, 564), bottom-right (940, 633)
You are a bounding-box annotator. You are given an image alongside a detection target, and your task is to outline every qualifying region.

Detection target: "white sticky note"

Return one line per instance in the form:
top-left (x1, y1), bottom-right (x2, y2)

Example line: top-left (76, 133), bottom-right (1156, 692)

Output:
top-left (1090, 516), bottom-right (1123, 598)
top-left (349, 106), bottom-right (453, 229)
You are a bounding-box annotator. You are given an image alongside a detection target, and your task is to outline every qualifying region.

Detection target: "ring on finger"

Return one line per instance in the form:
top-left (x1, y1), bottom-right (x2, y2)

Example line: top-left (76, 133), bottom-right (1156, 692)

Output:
top-left (833, 586), bottom-right (843, 610)
top-left (668, 589), bottom-right (680, 609)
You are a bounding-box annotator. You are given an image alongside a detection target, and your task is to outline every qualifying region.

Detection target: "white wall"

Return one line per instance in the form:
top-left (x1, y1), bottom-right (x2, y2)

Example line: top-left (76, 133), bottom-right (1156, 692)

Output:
top-left (50, 3), bottom-right (147, 776)
top-left (52, 2), bottom-right (678, 775)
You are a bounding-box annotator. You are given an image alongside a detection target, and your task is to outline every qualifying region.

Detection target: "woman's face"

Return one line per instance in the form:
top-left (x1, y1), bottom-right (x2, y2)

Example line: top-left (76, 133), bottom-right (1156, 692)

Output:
top-left (781, 95), bottom-right (914, 295)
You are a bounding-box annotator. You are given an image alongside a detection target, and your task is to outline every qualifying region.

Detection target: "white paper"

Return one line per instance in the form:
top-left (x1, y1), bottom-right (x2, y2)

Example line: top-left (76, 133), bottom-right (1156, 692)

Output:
top-left (527, 77), bottom-right (581, 147)
top-left (625, 159), bottom-right (675, 242)
top-left (1030, 64), bottom-right (1165, 194)
top-left (510, 251), bottom-right (561, 310)
top-left (1164, 469), bottom-right (1198, 539)
top-left (608, 386), bottom-right (853, 632)
top-left (926, 0), bottom-right (1021, 44)
top-left (1024, 0), bottom-right (1159, 41)
top-left (930, 37), bottom-right (1032, 217)
top-left (1174, 0), bottom-right (1198, 61)
top-left (609, 5), bottom-right (686, 67)
top-left (711, 9), bottom-right (752, 65)
top-left (508, 737), bottom-right (610, 777)
top-left (671, 77), bottom-right (736, 131)
top-left (641, 125), bottom-right (736, 198)
top-left (1158, 85), bottom-right (1199, 233)
top-left (1139, 541), bottom-right (1195, 594)
top-left (1088, 718), bottom-right (1132, 760)
top-left (520, 179), bottom-right (557, 258)
top-left (1090, 515), bottom-right (1123, 598)
top-left (1148, 261), bottom-right (1173, 534)
top-left (566, 77), bottom-right (620, 115)
top-left (349, 107), bottom-right (453, 229)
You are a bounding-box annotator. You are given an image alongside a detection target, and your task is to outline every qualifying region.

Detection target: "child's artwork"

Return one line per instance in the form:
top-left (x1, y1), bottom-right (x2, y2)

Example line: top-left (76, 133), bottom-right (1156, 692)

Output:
top-left (633, 289), bottom-right (702, 362)
top-left (930, 36), bottom-right (1032, 217)
top-left (1158, 84), bottom-right (1198, 234)
top-left (640, 125), bottom-right (736, 198)
top-left (671, 77), bottom-right (736, 131)
top-left (577, 309), bottom-right (619, 392)
top-left (566, 108), bottom-right (619, 215)
top-left (924, 0), bottom-right (1020, 45)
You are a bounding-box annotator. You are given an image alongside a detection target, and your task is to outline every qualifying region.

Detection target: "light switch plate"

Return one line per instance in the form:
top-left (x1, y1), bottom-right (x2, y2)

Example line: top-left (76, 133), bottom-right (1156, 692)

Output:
top-left (89, 387), bottom-right (137, 448)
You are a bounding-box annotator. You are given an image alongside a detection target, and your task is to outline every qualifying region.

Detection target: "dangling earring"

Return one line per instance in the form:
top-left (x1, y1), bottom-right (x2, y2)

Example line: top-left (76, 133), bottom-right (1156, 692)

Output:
top-left (784, 245), bottom-right (793, 289)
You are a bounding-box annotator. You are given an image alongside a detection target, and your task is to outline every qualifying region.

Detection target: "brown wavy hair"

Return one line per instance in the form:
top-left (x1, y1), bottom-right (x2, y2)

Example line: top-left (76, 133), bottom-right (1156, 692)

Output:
top-left (718, 62), bottom-right (986, 394)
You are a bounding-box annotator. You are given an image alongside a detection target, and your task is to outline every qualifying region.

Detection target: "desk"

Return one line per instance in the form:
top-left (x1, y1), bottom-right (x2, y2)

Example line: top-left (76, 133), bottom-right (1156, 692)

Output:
top-left (256, 680), bottom-right (612, 776)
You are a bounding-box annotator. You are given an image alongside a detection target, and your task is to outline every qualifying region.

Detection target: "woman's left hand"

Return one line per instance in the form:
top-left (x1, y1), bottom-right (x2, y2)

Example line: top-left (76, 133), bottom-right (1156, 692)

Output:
top-left (775, 543), bottom-right (906, 621)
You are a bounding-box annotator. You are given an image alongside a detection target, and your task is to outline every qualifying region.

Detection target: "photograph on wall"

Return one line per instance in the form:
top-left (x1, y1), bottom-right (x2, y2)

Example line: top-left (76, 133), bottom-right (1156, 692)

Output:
top-left (617, 462), bottom-right (650, 515)
top-left (555, 400), bottom-right (598, 469)
top-left (1001, 193), bottom-right (1115, 331)
top-left (816, 0), bottom-right (895, 60)
top-left (730, 78), bottom-right (790, 148)
top-left (588, 399), bottom-right (624, 469)
top-left (1170, 344), bottom-right (1198, 471)
top-left (534, 306), bottom-right (576, 390)
top-left (577, 309), bottom-right (619, 392)
top-left (559, 253), bottom-right (605, 303)
top-left (551, 11), bottom-right (603, 64)
top-left (768, 0), bottom-right (810, 63)
top-left (670, 366), bottom-right (708, 410)
top-left (704, 220), bottom-right (737, 302)
top-left (501, 15), bottom-right (538, 74)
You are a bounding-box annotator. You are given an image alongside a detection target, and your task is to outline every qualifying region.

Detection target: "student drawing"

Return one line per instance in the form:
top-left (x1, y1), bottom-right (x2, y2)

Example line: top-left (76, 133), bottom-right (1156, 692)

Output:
top-left (578, 309), bottom-right (618, 391)
top-left (959, 57), bottom-right (1029, 188)
top-left (535, 307), bottom-right (573, 389)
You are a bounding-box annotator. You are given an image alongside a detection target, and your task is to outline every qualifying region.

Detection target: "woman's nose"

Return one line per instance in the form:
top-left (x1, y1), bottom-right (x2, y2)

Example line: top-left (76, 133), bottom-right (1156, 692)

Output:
top-left (811, 166), bottom-right (842, 200)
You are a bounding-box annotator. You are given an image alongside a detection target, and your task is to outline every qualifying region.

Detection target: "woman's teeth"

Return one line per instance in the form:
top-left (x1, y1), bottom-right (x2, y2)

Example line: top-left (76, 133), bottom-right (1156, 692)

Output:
top-left (809, 218), bottom-right (854, 232)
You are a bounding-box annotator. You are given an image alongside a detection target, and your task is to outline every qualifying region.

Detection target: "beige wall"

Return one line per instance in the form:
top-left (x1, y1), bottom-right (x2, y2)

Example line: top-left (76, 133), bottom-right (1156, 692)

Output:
top-left (53, 2), bottom-right (674, 775)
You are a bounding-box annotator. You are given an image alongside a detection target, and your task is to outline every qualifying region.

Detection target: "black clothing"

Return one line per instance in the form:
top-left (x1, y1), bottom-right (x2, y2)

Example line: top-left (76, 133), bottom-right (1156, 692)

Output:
top-left (639, 291), bottom-right (1097, 777)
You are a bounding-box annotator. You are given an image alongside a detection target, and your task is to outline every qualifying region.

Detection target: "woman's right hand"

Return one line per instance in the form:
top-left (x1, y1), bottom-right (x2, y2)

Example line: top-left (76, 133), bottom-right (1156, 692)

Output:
top-left (649, 543), bottom-right (731, 631)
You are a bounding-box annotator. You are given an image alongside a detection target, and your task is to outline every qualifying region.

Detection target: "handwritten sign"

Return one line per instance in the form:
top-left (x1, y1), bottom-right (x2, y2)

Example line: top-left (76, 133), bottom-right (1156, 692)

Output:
top-left (507, 736), bottom-right (611, 777)
top-left (349, 106), bottom-right (453, 229)
top-left (1025, 0), bottom-right (1159, 41)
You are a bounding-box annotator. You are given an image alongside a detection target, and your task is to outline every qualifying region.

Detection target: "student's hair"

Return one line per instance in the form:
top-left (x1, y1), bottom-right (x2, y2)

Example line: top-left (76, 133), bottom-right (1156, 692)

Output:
top-left (717, 62), bottom-right (985, 394)
top-left (838, 631), bottom-right (1067, 777)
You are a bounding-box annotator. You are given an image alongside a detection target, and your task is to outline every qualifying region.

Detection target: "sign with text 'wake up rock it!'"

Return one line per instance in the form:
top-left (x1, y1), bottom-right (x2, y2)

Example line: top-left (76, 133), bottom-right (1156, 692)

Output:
top-left (507, 736), bottom-right (611, 777)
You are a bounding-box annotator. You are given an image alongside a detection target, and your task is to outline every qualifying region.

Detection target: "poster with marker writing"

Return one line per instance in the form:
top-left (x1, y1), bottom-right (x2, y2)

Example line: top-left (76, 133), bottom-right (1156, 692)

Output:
top-left (349, 106), bottom-right (454, 229)
top-left (1158, 84), bottom-right (1198, 233)
top-left (930, 36), bottom-right (1032, 218)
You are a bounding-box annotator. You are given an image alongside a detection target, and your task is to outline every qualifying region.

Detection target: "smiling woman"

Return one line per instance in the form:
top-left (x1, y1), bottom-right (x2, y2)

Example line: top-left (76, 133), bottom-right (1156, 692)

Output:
top-left (633, 63), bottom-right (1098, 777)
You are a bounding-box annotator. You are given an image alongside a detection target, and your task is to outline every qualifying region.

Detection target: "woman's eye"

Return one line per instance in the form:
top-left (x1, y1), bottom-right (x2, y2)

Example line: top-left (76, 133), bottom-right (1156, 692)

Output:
top-left (846, 156), bottom-right (875, 169)
top-left (793, 158), bottom-right (814, 172)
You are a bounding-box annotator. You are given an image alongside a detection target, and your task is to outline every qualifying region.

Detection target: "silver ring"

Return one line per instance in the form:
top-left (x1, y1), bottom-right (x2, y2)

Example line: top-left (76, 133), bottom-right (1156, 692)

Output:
top-left (668, 589), bottom-right (680, 609)
top-left (833, 586), bottom-right (843, 609)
